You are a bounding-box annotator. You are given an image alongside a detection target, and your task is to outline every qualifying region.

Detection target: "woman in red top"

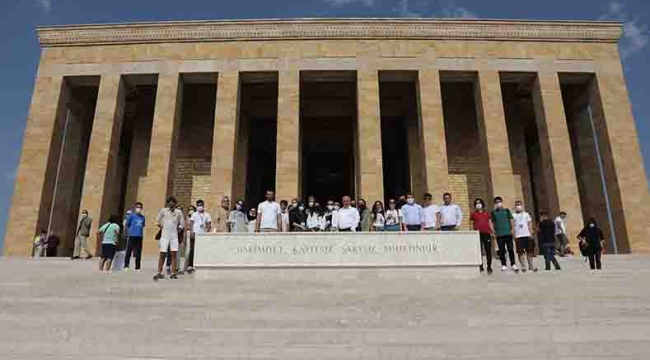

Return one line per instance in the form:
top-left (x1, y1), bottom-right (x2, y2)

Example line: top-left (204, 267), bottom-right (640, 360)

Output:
top-left (470, 198), bottom-right (494, 274)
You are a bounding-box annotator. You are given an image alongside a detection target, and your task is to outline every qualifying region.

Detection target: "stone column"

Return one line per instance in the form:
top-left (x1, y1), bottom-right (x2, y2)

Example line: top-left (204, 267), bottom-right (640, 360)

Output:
top-left (474, 71), bottom-right (517, 207)
top-left (275, 70), bottom-right (301, 201)
top-left (417, 70), bottom-right (449, 199)
top-left (4, 75), bottom-right (66, 256)
top-left (78, 75), bottom-right (126, 255)
top-left (140, 72), bottom-right (183, 255)
top-left (532, 72), bottom-right (583, 238)
top-left (210, 71), bottom-right (240, 208)
top-left (232, 115), bottom-right (249, 202)
top-left (590, 65), bottom-right (650, 253)
top-left (356, 70), bottom-right (384, 202)
top-left (407, 115), bottom-right (425, 200)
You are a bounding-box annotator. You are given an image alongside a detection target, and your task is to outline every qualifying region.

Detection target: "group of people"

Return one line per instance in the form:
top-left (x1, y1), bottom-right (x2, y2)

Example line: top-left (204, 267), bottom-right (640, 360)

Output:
top-left (52, 188), bottom-right (607, 280)
top-left (470, 196), bottom-right (606, 275)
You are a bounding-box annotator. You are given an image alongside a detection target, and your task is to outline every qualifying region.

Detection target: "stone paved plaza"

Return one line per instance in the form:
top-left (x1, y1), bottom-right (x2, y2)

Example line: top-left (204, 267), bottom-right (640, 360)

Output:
top-left (1, 255), bottom-right (650, 359)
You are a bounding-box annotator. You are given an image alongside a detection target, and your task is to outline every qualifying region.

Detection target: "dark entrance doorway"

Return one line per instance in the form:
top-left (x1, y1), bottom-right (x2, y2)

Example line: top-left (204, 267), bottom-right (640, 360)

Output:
top-left (300, 72), bottom-right (356, 203)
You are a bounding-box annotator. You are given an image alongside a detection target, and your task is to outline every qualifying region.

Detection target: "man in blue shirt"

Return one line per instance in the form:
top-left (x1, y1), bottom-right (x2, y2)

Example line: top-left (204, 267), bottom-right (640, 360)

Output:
top-left (400, 193), bottom-right (423, 231)
top-left (124, 202), bottom-right (146, 271)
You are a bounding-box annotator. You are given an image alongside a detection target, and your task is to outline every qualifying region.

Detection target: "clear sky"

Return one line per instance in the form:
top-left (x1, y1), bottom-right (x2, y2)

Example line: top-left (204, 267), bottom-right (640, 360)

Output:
top-left (0, 0), bottom-right (649, 252)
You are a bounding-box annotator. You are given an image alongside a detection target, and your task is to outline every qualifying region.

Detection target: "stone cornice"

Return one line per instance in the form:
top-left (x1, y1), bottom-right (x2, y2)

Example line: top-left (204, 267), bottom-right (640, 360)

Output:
top-left (37, 18), bottom-right (622, 47)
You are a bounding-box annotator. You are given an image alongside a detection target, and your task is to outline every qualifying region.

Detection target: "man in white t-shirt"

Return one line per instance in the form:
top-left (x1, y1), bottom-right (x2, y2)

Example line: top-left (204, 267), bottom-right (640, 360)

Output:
top-left (256, 190), bottom-right (282, 232)
top-left (154, 196), bottom-right (184, 281)
top-left (513, 200), bottom-right (537, 272)
top-left (421, 193), bottom-right (441, 231)
top-left (554, 211), bottom-right (569, 256)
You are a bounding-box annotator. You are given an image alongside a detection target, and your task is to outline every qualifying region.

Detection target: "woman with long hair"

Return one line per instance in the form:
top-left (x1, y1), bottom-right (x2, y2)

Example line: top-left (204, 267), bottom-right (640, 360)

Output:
top-left (371, 201), bottom-right (385, 231)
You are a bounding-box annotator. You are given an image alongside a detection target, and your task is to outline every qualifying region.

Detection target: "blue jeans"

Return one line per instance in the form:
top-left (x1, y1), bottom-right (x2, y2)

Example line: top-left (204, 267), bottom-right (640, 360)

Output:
top-left (543, 246), bottom-right (561, 270)
top-left (384, 224), bottom-right (400, 232)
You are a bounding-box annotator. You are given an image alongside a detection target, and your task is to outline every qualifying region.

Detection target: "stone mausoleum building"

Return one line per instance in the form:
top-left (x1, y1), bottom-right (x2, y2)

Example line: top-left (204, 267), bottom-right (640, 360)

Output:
top-left (4, 18), bottom-right (650, 256)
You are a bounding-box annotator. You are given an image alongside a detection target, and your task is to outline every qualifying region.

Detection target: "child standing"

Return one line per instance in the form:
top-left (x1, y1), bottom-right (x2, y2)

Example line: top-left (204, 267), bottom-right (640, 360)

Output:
top-left (538, 211), bottom-right (561, 271)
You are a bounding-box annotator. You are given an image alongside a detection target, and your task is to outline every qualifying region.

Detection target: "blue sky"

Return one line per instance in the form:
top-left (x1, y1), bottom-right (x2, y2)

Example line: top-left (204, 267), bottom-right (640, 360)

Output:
top-left (1, 0), bottom-right (649, 252)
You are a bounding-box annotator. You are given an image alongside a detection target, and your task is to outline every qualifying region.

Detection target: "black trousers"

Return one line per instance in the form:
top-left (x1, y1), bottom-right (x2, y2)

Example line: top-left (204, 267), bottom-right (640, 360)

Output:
top-left (124, 236), bottom-right (143, 270)
top-left (479, 233), bottom-right (493, 270)
top-left (588, 251), bottom-right (602, 270)
top-left (496, 235), bottom-right (515, 266)
top-left (440, 225), bottom-right (457, 231)
top-left (406, 225), bottom-right (421, 231)
top-left (543, 246), bottom-right (561, 270)
top-left (187, 234), bottom-right (196, 268)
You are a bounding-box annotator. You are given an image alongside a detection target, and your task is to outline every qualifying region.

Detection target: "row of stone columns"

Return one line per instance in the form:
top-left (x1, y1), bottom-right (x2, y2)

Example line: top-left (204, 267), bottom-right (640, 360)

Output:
top-left (5, 66), bottom-right (650, 255)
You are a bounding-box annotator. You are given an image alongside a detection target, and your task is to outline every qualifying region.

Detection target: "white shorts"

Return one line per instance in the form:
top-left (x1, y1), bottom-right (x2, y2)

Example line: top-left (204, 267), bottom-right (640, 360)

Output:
top-left (159, 237), bottom-right (179, 253)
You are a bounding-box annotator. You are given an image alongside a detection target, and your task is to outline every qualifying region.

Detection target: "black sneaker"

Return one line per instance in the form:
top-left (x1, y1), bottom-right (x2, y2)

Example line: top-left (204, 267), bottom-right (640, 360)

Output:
top-left (532, 268), bottom-right (539, 273)
top-left (522, 268), bottom-right (527, 273)
top-left (187, 268), bottom-right (195, 274)
top-left (487, 268), bottom-right (493, 275)
top-left (479, 265), bottom-right (485, 272)
top-left (70, 256), bottom-right (80, 260)
top-left (85, 255), bottom-right (93, 260)
top-left (153, 274), bottom-right (164, 281)
top-left (170, 273), bottom-right (178, 279)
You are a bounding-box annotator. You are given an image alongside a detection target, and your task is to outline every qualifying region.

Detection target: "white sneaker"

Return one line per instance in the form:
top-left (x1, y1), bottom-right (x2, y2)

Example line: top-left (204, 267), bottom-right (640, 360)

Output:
top-left (501, 265), bottom-right (507, 271)
top-left (122, 268), bottom-right (131, 272)
top-left (513, 265), bottom-right (519, 273)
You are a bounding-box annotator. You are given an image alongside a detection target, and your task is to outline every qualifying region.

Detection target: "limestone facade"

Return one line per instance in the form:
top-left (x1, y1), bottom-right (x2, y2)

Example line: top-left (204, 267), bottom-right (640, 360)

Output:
top-left (4, 18), bottom-right (650, 256)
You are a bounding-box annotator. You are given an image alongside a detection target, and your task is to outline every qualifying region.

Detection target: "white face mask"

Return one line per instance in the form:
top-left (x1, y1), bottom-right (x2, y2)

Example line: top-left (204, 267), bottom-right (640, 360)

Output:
top-left (197, 206), bottom-right (204, 212)
top-left (308, 202), bottom-right (314, 207)
top-left (475, 203), bottom-right (483, 210)
top-left (327, 205), bottom-right (334, 211)
top-left (495, 203), bottom-right (503, 209)
top-left (299, 206), bottom-right (305, 211)
top-left (589, 223), bottom-right (596, 228)
top-left (189, 210), bottom-right (195, 215)
top-left (135, 208), bottom-right (142, 214)
top-left (407, 198), bottom-right (414, 205)
top-left (334, 205), bottom-right (340, 211)
top-left (515, 205), bottom-right (523, 212)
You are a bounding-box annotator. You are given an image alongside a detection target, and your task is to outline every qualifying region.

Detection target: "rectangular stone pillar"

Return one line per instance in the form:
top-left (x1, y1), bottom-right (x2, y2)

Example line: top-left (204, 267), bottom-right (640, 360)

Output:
top-left (532, 72), bottom-right (584, 238)
top-left (407, 115), bottom-right (425, 200)
top-left (78, 75), bottom-right (126, 255)
top-left (590, 65), bottom-right (650, 253)
top-left (356, 70), bottom-right (384, 202)
top-left (140, 72), bottom-right (183, 255)
top-left (275, 70), bottom-right (300, 201)
top-left (4, 75), bottom-right (65, 256)
top-left (474, 71), bottom-right (517, 207)
top-left (417, 70), bottom-right (448, 199)
top-left (211, 71), bottom-right (240, 208)
top-left (232, 115), bottom-right (249, 202)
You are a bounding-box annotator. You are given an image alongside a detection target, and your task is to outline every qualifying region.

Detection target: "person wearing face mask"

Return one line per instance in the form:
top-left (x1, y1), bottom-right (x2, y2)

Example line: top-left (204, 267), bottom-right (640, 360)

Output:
top-left (72, 209), bottom-right (93, 260)
top-left (439, 193), bottom-right (462, 231)
top-left (306, 196), bottom-right (316, 215)
top-left (330, 201), bottom-right (341, 231)
top-left (307, 204), bottom-right (324, 231)
top-left (289, 198), bottom-right (299, 211)
top-left (289, 202), bottom-right (308, 232)
top-left (247, 208), bottom-right (258, 233)
top-left (400, 194), bottom-right (423, 231)
top-left (187, 200), bottom-right (212, 273)
top-left (554, 211), bottom-right (569, 257)
top-left (228, 200), bottom-right (249, 233)
top-left (513, 200), bottom-right (537, 273)
top-left (279, 200), bottom-right (290, 233)
top-left (357, 199), bottom-right (372, 232)
top-left (491, 196), bottom-right (517, 272)
top-left (470, 198), bottom-right (493, 274)
top-left (153, 196), bottom-right (184, 281)
top-left (577, 218), bottom-right (606, 271)
top-left (538, 211), bottom-right (561, 271)
top-left (384, 199), bottom-right (403, 232)
top-left (124, 202), bottom-right (145, 271)
top-left (371, 201), bottom-right (386, 231)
